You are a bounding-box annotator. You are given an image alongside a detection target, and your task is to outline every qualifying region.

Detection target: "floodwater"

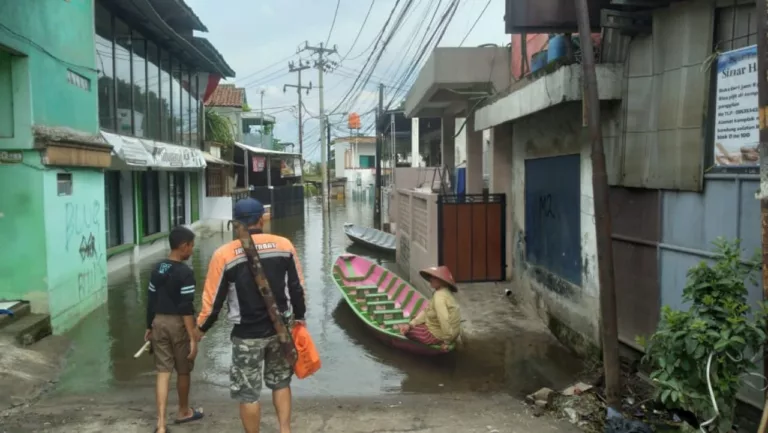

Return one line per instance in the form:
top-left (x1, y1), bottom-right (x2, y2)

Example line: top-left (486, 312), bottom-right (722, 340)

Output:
top-left (54, 199), bottom-right (581, 399)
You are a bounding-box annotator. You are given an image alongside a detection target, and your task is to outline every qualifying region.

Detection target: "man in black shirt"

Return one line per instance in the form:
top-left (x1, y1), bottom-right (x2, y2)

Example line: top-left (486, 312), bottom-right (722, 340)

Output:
top-left (145, 226), bottom-right (203, 433)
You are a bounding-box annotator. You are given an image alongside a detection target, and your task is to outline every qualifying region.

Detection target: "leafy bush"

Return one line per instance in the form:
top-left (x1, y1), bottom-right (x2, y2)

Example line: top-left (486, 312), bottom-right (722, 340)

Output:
top-left (638, 238), bottom-right (766, 432)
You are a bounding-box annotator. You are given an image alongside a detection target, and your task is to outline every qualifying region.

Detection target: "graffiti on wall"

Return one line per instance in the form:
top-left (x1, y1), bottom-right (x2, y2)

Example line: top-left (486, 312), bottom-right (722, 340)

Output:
top-left (538, 194), bottom-right (556, 219)
top-left (65, 200), bottom-right (106, 300)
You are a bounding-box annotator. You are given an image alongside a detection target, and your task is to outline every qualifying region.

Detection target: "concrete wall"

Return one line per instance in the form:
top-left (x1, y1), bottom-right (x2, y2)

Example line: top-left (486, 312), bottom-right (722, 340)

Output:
top-left (46, 169), bottom-right (107, 333)
top-left (0, 1), bottom-right (105, 333)
top-left (0, 153), bottom-right (49, 312)
top-left (396, 189), bottom-right (439, 294)
top-left (388, 167), bottom-right (441, 224)
top-left (506, 102), bottom-right (622, 357)
top-left (0, 0), bottom-right (98, 149)
top-left (200, 169), bottom-right (233, 225)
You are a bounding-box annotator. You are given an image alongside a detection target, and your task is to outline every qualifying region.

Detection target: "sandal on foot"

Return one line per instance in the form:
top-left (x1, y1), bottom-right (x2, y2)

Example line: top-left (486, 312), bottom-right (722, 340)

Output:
top-left (153, 427), bottom-right (170, 433)
top-left (174, 407), bottom-right (204, 424)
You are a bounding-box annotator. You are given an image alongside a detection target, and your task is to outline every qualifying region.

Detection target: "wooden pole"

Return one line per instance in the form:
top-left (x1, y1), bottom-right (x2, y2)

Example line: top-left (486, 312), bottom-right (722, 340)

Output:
top-left (574, 0), bottom-right (621, 408)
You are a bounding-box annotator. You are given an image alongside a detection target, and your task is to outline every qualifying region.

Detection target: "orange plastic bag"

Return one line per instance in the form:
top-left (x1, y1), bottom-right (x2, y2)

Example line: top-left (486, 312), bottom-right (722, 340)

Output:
top-left (292, 323), bottom-right (321, 379)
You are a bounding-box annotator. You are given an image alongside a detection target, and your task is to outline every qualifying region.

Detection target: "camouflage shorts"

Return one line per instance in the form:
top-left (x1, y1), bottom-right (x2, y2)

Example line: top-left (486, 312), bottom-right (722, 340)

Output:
top-left (230, 335), bottom-right (293, 403)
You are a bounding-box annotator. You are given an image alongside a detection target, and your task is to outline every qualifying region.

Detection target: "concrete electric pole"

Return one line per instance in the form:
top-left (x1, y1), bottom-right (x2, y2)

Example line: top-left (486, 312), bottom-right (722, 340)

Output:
top-left (374, 83), bottom-right (384, 228)
top-left (284, 61), bottom-right (312, 163)
top-left (259, 89), bottom-right (265, 133)
top-left (300, 41), bottom-right (338, 211)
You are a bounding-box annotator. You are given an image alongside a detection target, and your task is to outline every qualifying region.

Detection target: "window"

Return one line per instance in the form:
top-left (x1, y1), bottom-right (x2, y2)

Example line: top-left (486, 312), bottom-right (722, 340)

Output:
top-left (105, 171), bottom-right (123, 247)
top-left (191, 73), bottom-right (200, 149)
top-left (114, 18), bottom-right (132, 135)
top-left (132, 30), bottom-right (147, 137)
top-left (179, 66), bottom-right (190, 146)
top-left (146, 42), bottom-right (161, 140)
top-left (206, 166), bottom-right (229, 197)
top-left (160, 51), bottom-right (172, 142)
top-left (95, 3), bottom-right (115, 130)
top-left (171, 59), bottom-right (183, 145)
top-left (359, 155), bottom-right (375, 168)
top-left (141, 171), bottom-right (161, 236)
top-left (169, 172), bottom-right (186, 227)
top-left (714, 5), bottom-right (757, 51)
top-left (0, 51), bottom-right (13, 138)
top-left (57, 173), bottom-right (72, 196)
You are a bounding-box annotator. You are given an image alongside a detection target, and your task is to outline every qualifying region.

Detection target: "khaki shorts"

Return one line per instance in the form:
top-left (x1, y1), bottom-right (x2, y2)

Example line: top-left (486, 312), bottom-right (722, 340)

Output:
top-left (151, 314), bottom-right (194, 374)
top-left (230, 335), bottom-right (293, 403)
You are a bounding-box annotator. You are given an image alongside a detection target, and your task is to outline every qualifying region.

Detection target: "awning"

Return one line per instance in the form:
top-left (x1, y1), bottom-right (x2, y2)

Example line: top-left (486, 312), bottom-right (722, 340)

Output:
top-left (403, 47), bottom-right (511, 118)
top-left (101, 131), bottom-right (207, 170)
top-left (234, 141), bottom-right (302, 157)
top-left (202, 151), bottom-right (232, 166)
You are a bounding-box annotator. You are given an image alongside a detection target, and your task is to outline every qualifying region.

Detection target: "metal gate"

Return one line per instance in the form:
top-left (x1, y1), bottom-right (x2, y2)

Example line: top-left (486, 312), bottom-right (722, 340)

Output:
top-left (437, 194), bottom-right (506, 282)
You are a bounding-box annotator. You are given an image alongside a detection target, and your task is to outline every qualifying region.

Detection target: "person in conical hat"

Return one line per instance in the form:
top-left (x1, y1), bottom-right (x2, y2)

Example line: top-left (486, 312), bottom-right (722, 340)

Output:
top-left (397, 266), bottom-right (462, 351)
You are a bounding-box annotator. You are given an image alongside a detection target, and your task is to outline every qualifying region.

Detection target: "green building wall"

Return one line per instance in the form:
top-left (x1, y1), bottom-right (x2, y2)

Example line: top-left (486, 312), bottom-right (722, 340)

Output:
top-left (0, 0), bottom-right (107, 332)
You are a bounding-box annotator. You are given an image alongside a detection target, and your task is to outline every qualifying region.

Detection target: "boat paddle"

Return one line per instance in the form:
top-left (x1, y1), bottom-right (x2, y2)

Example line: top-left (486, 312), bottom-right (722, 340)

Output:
top-left (230, 220), bottom-right (298, 365)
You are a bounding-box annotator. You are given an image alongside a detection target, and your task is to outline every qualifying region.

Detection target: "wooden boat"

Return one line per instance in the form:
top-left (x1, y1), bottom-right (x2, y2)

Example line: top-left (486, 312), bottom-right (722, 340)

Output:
top-left (332, 254), bottom-right (454, 355)
top-left (343, 223), bottom-right (396, 254)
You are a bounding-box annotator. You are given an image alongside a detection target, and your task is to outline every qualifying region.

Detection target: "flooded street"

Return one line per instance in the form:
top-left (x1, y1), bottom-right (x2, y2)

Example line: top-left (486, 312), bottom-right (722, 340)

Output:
top-left (2, 199), bottom-right (585, 432)
top-left (54, 200), bottom-right (544, 400)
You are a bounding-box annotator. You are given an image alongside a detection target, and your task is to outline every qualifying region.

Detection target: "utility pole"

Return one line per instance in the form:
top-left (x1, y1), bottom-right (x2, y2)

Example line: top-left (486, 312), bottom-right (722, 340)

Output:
top-left (284, 60), bottom-right (312, 156)
top-left (574, 0), bottom-right (620, 408)
top-left (300, 41), bottom-right (338, 211)
top-left (374, 83), bottom-right (384, 229)
top-left (327, 120), bottom-right (332, 200)
top-left (756, 0), bottom-right (768, 388)
top-left (259, 89), bottom-right (265, 133)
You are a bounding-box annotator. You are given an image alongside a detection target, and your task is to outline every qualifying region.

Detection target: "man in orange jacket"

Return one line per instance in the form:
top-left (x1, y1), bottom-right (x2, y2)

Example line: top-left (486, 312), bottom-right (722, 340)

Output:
top-left (195, 198), bottom-right (306, 433)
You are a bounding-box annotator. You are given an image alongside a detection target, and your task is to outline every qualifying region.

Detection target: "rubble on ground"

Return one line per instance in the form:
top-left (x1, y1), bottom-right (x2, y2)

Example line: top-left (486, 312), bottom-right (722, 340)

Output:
top-left (524, 373), bottom-right (691, 432)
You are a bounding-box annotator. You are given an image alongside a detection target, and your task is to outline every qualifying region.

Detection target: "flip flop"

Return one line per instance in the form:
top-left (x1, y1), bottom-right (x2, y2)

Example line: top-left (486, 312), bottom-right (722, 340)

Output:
top-left (174, 407), bottom-right (204, 424)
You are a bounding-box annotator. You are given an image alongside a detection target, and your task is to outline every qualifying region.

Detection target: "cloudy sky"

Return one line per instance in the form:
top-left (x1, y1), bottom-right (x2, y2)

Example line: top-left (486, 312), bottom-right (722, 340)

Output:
top-left (186, 0), bottom-right (508, 161)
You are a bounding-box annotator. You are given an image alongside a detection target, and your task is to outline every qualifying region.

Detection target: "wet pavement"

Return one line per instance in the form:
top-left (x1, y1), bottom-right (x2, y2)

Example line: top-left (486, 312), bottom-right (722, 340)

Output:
top-left (53, 199), bottom-right (583, 400)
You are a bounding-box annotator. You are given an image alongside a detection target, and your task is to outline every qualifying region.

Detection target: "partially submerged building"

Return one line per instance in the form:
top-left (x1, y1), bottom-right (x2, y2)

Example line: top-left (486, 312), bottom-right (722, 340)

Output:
top-left (399, 0), bottom-right (765, 407)
top-left (0, 0), bottom-right (234, 333)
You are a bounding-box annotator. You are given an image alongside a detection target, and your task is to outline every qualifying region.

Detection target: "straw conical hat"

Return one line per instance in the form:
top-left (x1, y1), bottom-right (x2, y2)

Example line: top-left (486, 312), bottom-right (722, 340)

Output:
top-left (419, 266), bottom-right (457, 292)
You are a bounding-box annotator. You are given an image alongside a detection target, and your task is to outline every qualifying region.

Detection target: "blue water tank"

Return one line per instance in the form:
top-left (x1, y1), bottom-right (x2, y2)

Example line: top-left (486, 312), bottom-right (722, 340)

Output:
top-left (547, 34), bottom-right (568, 63)
top-left (455, 167), bottom-right (466, 197)
top-left (531, 50), bottom-right (548, 74)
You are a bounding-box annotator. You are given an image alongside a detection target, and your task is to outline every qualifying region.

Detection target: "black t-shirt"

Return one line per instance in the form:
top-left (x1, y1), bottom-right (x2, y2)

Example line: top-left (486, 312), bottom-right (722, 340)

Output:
top-left (146, 259), bottom-right (196, 329)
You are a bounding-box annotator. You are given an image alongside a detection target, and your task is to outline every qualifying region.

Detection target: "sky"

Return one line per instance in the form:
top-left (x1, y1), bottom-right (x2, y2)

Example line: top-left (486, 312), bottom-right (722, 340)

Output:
top-left (185, 0), bottom-right (509, 161)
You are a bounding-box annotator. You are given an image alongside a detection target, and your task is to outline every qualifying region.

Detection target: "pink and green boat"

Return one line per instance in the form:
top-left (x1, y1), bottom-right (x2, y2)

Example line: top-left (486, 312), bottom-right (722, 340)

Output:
top-left (332, 254), bottom-right (454, 356)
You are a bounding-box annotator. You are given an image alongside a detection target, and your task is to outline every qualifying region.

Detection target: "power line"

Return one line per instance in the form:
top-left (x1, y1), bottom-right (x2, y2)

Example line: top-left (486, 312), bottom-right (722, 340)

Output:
top-left (338, 0), bottom-right (377, 62)
top-left (326, 0), bottom-right (342, 46)
top-left (331, 0), bottom-right (415, 115)
top-left (236, 53), bottom-right (296, 83)
top-left (459, 0), bottom-right (492, 47)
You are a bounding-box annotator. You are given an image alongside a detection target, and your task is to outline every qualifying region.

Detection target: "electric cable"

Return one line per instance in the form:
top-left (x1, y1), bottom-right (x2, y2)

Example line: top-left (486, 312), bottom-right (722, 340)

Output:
top-left (325, 0), bottom-right (342, 46)
top-left (458, 0), bottom-right (492, 47)
top-left (338, 0), bottom-right (376, 62)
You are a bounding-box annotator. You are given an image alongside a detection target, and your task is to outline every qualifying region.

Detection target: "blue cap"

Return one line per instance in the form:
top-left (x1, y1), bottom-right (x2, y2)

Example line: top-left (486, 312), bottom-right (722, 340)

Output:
top-left (233, 198), bottom-right (265, 225)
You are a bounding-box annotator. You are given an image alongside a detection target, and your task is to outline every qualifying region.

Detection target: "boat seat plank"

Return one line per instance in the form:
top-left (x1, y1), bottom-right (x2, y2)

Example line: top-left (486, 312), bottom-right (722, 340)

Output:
top-left (367, 300), bottom-right (395, 307)
top-left (383, 318), bottom-right (410, 326)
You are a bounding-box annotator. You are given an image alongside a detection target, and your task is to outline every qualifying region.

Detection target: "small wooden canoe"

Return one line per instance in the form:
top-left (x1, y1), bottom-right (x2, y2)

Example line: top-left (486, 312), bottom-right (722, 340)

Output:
top-left (332, 254), bottom-right (454, 356)
top-left (343, 223), bottom-right (396, 254)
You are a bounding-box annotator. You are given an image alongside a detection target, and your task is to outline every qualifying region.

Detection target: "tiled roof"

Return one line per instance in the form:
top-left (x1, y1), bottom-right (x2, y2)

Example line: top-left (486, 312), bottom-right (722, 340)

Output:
top-left (205, 84), bottom-right (245, 107)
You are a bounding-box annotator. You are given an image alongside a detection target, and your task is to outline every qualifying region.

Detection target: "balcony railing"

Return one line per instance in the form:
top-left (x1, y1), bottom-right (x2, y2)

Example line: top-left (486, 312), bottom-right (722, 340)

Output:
top-left (243, 132), bottom-right (275, 149)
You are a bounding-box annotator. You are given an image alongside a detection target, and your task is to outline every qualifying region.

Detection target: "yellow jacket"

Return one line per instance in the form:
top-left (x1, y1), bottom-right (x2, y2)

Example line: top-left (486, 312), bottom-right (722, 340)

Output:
top-left (409, 288), bottom-right (461, 342)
